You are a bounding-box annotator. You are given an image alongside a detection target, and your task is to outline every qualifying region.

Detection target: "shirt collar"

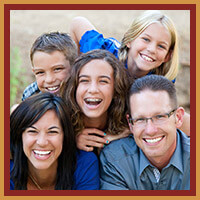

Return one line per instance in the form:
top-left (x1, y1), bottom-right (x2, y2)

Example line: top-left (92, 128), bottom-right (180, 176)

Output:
top-left (164, 130), bottom-right (184, 173)
top-left (139, 148), bottom-right (152, 176)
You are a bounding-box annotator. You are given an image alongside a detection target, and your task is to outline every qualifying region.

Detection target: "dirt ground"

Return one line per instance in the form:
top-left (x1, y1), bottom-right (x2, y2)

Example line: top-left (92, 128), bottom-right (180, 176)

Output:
top-left (10, 10), bottom-right (190, 112)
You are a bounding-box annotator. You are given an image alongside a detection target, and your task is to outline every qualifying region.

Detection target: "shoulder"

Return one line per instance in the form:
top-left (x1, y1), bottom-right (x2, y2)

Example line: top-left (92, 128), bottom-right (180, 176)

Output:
top-left (10, 159), bottom-right (14, 170)
top-left (10, 160), bottom-right (14, 190)
top-left (177, 129), bottom-right (190, 153)
top-left (76, 149), bottom-right (98, 163)
top-left (100, 135), bottom-right (138, 162)
top-left (74, 150), bottom-right (100, 190)
top-left (22, 81), bottom-right (40, 101)
top-left (76, 150), bottom-right (99, 171)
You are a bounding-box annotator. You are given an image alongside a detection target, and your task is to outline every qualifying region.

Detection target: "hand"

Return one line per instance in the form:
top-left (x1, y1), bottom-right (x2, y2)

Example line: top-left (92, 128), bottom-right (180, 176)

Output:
top-left (76, 128), bottom-right (109, 152)
top-left (104, 128), bottom-right (131, 142)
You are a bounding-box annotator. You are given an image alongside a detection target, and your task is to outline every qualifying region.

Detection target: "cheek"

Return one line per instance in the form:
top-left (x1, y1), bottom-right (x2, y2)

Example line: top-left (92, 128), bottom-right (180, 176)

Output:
top-left (59, 69), bottom-right (70, 80)
top-left (22, 135), bottom-right (33, 156)
top-left (158, 51), bottom-right (168, 61)
top-left (55, 135), bottom-right (64, 155)
top-left (76, 86), bottom-right (83, 107)
top-left (105, 86), bottom-right (114, 103)
top-left (35, 77), bottom-right (44, 89)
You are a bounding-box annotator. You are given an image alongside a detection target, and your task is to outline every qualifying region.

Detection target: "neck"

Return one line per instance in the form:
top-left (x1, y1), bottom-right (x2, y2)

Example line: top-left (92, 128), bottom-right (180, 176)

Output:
top-left (83, 113), bottom-right (107, 130)
top-left (131, 67), bottom-right (149, 79)
top-left (146, 141), bottom-right (177, 171)
top-left (28, 162), bottom-right (57, 190)
top-left (128, 61), bottom-right (149, 79)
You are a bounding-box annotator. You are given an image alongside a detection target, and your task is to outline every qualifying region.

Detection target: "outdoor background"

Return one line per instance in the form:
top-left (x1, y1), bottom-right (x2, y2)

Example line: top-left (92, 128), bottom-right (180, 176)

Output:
top-left (10, 10), bottom-right (190, 113)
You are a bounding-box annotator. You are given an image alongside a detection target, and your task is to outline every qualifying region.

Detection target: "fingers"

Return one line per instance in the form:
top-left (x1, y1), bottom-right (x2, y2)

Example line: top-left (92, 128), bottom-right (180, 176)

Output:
top-left (104, 128), bottom-right (131, 142)
top-left (76, 128), bottom-right (110, 151)
top-left (81, 128), bottom-right (107, 137)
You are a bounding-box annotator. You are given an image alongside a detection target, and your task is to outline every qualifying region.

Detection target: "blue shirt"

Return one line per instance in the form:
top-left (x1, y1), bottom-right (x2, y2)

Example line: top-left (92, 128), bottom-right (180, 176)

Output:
top-left (80, 29), bottom-right (120, 59)
top-left (80, 30), bottom-right (176, 82)
top-left (100, 130), bottom-right (190, 190)
top-left (22, 30), bottom-right (175, 100)
top-left (10, 150), bottom-right (100, 190)
top-left (22, 81), bottom-right (40, 101)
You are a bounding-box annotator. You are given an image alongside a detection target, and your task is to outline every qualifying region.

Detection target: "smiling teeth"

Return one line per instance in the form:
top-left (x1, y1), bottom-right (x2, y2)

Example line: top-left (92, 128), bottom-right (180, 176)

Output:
top-left (47, 86), bottom-right (59, 91)
top-left (34, 150), bottom-right (51, 155)
top-left (141, 54), bottom-right (154, 62)
top-left (145, 137), bottom-right (163, 143)
top-left (86, 98), bottom-right (102, 102)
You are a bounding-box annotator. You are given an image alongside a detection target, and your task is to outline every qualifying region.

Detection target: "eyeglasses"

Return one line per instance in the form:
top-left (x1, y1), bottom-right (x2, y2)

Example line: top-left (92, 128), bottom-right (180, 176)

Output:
top-left (129, 109), bottom-right (177, 128)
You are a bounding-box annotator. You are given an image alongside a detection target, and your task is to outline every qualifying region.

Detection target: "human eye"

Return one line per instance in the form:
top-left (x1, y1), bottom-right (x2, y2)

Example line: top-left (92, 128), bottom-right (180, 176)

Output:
top-left (158, 44), bottom-right (167, 50)
top-left (100, 79), bottom-right (109, 84)
top-left (48, 130), bottom-right (59, 135)
top-left (26, 128), bottom-right (38, 134)
top-left (154, 114), bottom-right (167, 119)
top-left (35, 71), bottom-right (44, 76)
top-left (153, 115), bottom-right (167, 124)
top-left (135, 118), bottom-right (146, 124)
top-left (79, 78), bottom-right (89, 83)
top-left (142, 37), bottom-right (150, 42)
top-left (54, 66), bottom-right (64, 72)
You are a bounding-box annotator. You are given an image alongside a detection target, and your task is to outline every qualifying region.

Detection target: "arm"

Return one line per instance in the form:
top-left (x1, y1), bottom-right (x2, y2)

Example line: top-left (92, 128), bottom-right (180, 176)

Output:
top-left (180, 112), bottom-right (190, 136)
top-left (69, 16), bottom-right (96, 54)
top-left (76, 128), bottom-right (110, 152)
top-left (104, 128), bottom-right (131, 142)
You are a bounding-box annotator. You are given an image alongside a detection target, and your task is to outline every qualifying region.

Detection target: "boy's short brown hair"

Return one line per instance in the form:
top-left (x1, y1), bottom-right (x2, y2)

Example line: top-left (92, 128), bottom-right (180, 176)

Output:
top-left (30, 32), bottom-right (77, 66)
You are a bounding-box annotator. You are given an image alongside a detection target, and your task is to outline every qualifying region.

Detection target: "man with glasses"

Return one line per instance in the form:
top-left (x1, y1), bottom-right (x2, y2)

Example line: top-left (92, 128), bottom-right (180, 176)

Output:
top-left (100, 75), bottom-right (190, 190)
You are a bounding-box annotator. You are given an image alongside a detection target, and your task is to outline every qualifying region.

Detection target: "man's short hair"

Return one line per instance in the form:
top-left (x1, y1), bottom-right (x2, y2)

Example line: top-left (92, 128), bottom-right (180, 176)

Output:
top-left (127, 75), bottom-right (178, 113)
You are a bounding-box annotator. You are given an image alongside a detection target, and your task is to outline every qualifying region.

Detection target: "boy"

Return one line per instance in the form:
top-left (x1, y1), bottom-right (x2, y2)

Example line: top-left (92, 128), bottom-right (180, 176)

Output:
top-left (22, 32), bottom-right (77, 100)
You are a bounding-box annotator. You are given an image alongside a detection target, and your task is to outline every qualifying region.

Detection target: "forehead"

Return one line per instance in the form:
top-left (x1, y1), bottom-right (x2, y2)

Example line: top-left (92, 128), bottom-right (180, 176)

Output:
top-left (79, 59), bottom-right (114, 76)
top-left (141, 22), bottom-right (171, 43)
top-left (33, 110), bottom-right (60, 126)
top-left (129, 90), bottom-right (172, 116)
top-left (32, 50), bottom-right (69, 67)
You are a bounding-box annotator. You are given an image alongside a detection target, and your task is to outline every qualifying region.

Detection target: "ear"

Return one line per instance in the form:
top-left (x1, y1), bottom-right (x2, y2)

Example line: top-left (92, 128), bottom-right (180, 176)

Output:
top-left (164, 49), bottom-right (172, 62)
top-left (175, 107), bottom-right (185, 129)
top-left (32, 67), bottom-right (35, 74)
top-left (126, 114), bottom-right (134, 133)
top-left (126, 42), bottom-right (131, 49)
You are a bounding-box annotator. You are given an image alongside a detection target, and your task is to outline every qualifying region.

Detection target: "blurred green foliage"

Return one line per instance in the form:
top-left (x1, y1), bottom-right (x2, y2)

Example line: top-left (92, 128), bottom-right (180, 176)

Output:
top-left (10, 47), bottom-right (27, 107)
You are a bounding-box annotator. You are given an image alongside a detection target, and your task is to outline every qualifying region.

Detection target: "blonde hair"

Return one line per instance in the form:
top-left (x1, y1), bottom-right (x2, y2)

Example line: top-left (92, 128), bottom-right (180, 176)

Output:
top-left (118, 10), bottom-right (179, 81)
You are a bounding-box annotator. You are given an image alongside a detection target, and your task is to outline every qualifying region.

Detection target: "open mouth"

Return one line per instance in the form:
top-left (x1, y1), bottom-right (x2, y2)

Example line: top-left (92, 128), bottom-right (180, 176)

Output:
top-left (33, 150), bottom-right (52, 157)
top-left (140, 53), bottom-right (155, 62)
top-left (143, 136), bottom-right (165, 144)
top-left (84, 98), bottom-right (102, 106)
top-left (46, 85), bottom-right (60, 93)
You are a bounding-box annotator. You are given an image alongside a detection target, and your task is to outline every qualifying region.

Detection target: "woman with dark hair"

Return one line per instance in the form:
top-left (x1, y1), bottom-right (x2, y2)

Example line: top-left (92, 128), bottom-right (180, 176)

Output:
top-left (10, 92), bottom-right (99, 190)
top-left (61, 49), bottom-right (131, 152)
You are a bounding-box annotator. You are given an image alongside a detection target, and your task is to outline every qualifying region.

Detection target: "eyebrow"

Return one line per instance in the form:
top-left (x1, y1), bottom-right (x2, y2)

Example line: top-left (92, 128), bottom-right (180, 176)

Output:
top-left (28, 126), bottom-right (37, 129)
top-left (28, 126), bottom-right (60, 130)
top-left (79, 75), bottom-right (111, 80)
top-left (48, 126), bottom-right (60, 130)
top-left (34, 64), bottom-right (65, 70)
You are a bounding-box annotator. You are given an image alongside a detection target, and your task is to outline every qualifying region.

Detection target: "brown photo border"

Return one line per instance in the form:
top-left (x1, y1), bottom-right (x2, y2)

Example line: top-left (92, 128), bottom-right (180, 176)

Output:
top-left (4, 4), bottom-right (196, 197)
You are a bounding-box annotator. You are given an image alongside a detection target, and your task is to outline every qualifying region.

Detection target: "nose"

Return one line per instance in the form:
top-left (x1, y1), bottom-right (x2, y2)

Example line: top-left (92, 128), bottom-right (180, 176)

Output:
top-left (45, 73), bottom-right (55, 84)
top-left (144, 119), bottom-right (158, 135)
top-left (147, 42), bottom-right (156, 54)
top-left (88, 81), bottom-right (99, 93)
top-left (36, 133), bottom-right (48, 146)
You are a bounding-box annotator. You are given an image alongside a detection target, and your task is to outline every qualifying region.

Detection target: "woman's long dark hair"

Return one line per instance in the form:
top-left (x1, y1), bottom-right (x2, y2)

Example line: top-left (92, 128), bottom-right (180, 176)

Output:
top-left (10, 92), bottom-right (77, 190)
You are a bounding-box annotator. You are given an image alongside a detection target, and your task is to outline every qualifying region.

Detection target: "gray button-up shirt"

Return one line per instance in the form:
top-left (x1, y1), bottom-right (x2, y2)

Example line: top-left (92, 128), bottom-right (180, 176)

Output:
top-left (100, 130), bottom-right (190, 190)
